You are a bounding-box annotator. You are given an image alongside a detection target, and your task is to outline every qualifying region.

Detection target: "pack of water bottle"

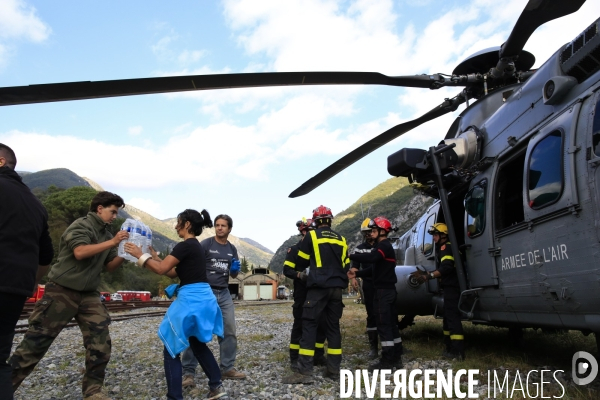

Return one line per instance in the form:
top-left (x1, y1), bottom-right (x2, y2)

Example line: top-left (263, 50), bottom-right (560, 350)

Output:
top-left (117, 218), bottom-right (153, 262)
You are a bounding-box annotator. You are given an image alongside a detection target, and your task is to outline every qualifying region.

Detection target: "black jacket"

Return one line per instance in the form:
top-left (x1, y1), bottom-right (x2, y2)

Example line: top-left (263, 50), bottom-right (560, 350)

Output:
top-left (296, 227), bottom-right (349, 289)
top-left (350, 239), bottom-right (397, 290)
top-left (435, 241), bottom-right (458, 288)
top-left (282, 240), bottom-right (307, 299)
top-left (350, 241), bottom-right (374, 282)
top-left (0, 167), bottom-right (53, 296)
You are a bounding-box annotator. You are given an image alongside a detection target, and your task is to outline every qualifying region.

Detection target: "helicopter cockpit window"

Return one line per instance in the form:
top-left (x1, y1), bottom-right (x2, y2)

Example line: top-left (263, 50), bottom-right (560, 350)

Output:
top-left (593, 99), bottom-right (600, 156)
top-left (527, 131), bottom-right (564, 209)
top-left (464, 180), bottom-right (486, 237)
top-left (422, 214), bottom-right (435, 256)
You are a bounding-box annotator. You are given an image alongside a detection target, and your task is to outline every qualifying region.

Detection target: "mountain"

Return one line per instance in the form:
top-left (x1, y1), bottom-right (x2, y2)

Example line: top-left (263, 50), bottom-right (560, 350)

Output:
top-left (20, 167), bottom-right (273, 267)
top-left (194, 228), bottom-right (273, 267)
top-left (122, 206), bottom-right (273, 266)
top-left (21, 168), bottom-right (92, 191)
top-left (268, 177), bottom-right (433, 271)
top-left (82, 177), bottom-right (105, 191)
top-left (239, 238), bottom-right (274, 254)
top-left (267, 234), bottom-right (301, 274)
top-left (332, 177), bottom-right (433, 249)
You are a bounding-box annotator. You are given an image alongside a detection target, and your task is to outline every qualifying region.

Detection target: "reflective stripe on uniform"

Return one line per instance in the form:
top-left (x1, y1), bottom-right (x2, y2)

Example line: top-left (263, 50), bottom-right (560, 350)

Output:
top-left (297, 251), bottom-right (310, 260)
top-left (309, 231), bottom-right (322, 267)
top-left (327, 348), bottom-right (342, 355)
top-left (366, 327), bottom-right (377, 331)
top-left (450, 335), bottom-right (464, 340)
top-left (309, 230), bottom-right (348, 268)
top-left (299, 348), bottom-right (314, 356)
top-left (443, 330), bottom-right (450, 336)
top-left (441, 255), bottom-right (454, 262)
top-left (284, 260), bottom-right (296, 269)
top-left (315, 342), bottom-right (324, 349)
top-left (290, 344), bottom-right (300, 350)
top-left (394, 337), bottom-right (402, 343)
top-left (381, 341), bottom-right (395, 347)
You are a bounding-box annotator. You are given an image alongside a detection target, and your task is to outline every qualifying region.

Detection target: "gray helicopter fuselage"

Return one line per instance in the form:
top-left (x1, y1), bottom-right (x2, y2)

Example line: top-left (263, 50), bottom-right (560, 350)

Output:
top-left (395, 19), bottom-right (600, 333)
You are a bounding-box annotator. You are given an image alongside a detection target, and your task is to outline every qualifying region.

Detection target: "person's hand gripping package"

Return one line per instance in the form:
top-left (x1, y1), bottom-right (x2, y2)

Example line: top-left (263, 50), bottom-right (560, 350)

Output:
top-left (230, 258), bottom-right (241, 273)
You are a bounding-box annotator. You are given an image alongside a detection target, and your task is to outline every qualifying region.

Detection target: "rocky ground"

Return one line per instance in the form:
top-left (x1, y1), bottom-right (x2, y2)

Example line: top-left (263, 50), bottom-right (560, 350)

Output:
top-left (11, 301), bottom-right (578, 399)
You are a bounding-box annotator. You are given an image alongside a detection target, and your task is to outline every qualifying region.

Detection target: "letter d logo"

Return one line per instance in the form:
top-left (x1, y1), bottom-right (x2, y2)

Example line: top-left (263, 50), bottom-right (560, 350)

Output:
top-left (572, 351), bottom-right (598, 385)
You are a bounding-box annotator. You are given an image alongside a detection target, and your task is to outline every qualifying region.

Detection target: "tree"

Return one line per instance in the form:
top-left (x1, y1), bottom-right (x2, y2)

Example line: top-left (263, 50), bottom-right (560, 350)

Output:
top-left (240, 256), bottom-right (249, 273)
top-left (43, 186), bottom-right (98, 226)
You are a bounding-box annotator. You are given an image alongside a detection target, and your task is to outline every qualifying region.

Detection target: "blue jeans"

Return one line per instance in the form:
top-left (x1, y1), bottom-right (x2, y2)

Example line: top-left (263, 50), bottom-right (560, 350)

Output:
top-left (182, 288), bottom-right (237, 374)
top-left (164, 337), bottom-right (221, 400)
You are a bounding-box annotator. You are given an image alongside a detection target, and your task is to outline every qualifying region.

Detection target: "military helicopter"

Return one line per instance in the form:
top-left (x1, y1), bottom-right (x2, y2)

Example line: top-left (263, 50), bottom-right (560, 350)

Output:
top-left (0, 0), bottom-right (598, 347)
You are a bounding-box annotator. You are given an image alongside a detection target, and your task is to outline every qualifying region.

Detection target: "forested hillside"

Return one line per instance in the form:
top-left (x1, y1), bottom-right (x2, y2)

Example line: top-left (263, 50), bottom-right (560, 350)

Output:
top-left (332, 177), bottom-right (433, 249)
top-left (268, 177), bottom-right (434, 271)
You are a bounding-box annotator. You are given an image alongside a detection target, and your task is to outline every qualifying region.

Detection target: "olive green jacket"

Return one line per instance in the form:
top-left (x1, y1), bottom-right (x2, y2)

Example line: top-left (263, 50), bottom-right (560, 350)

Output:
top-left (48, 212), bottom-right (118, 291)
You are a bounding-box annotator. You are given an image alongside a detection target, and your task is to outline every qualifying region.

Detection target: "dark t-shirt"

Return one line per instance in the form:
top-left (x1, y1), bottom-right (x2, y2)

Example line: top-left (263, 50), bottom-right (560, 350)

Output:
top-left (201, 237), bottom-right (239, 289)
top-left (170, 238), bottom-right (208, 286)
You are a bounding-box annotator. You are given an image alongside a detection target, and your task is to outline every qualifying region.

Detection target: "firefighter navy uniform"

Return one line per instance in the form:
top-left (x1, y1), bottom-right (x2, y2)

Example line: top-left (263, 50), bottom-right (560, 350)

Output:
top-left (351, 242), bottom-right (378, 358)
top-left (435, 241), bottom-right (464, 358)
top-left (294, 227), bottom-right (349, 378)
top-left (282, 240), bottom-right (327, 369)
top-left (350, 238), bottom-right (402, 369)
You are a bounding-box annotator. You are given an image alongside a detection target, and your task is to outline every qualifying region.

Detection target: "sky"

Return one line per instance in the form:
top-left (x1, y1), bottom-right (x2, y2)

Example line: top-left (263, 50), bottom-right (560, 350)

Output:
top-left (1, 0), bottom-right (599, 253)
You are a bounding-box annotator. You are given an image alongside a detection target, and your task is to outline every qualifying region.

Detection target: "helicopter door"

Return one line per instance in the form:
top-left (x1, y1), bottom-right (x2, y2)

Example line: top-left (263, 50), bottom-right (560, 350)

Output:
top-left (463, 179), bottom-right (496, 287)
top-left (588, 95), bottom-right (600, 241)
top-left (493, 106), bottom-right (580, 314)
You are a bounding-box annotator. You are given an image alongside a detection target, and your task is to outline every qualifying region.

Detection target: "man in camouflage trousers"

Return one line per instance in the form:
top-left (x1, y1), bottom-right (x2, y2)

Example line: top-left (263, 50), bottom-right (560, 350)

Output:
top-left (9, 191), bottom-right (129, 400)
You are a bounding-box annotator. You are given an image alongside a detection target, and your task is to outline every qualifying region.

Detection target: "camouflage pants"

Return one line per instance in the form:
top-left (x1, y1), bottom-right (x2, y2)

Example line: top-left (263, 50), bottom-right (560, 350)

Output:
top-left (9, 282), bottom-right (112, 397)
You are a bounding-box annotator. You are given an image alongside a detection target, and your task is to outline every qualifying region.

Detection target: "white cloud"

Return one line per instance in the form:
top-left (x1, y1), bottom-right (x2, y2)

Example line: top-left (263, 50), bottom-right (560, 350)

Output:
top-left (127, 197), bottom-right (163, 218)
top-left (0, 0), bottom-right (51, 41)
top-left (128, 126), bottom-right (143, 136)
top-left (0, 0), bottom-right (50, 69)
top-left (178, 49), bottom-right (205, 64)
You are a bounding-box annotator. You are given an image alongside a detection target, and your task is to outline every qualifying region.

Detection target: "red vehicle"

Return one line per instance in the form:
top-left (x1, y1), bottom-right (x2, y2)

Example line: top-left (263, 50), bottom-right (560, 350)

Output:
top-left (117, 290), bottom-right (151, 301)
top-left (26, 284), bottom-right (45, 303)
top-left (100, 292), bottom-right (111, 302)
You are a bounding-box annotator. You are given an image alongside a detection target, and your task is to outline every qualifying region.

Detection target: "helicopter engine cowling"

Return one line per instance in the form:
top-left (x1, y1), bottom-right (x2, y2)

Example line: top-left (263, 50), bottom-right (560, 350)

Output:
top-left (394, 265), bottom-right (438, 316)
top-left (441, 128), bottom-right (480, 169)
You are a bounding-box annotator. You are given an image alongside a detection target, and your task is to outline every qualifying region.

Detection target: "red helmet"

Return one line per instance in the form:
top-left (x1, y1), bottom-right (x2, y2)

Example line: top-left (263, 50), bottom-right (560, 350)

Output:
top-left (312, 205), bottom-right (333, 220)
top-left (296, 218), bottom-right (312, 232)
top-left (368, 217), bottom-right (392, 233)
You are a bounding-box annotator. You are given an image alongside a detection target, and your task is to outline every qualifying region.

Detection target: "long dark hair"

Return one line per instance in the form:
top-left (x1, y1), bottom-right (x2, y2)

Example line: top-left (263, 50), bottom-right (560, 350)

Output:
top-left (176, 209), bottom-right (213, 236)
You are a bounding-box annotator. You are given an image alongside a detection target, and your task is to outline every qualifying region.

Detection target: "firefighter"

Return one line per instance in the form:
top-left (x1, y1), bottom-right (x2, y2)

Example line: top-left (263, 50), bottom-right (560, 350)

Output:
top-left (282, 206), bottom-right (349, 383)
top-left (349, 218), bottom-right (378, 359)
top-left (282, 218), bottom-right (327, 371)
top-left (348, 217), bottom-right (402, 371)
top-left (422, 223), bottom-right (465, 360)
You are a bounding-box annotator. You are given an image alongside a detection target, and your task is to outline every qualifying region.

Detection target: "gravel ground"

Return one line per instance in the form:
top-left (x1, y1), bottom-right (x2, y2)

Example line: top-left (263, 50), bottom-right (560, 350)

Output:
top-left (11, 302), bottom-right (574, 399)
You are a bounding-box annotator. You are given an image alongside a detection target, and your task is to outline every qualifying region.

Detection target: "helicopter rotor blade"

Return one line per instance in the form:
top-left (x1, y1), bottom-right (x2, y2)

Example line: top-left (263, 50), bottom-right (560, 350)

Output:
top-left (500, 0), bottom-right (586, 59)
top-left (289, 92), bottom-right (468, 198)
top-left (0, 72), bottom-right (461, 107)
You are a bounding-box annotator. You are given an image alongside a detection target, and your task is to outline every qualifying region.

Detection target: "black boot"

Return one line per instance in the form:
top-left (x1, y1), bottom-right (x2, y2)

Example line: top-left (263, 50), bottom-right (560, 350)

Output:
top-left (368, 358), bottom-right (394, 372)
top-left (290, 349), bottom-right (299, 372)
top-left (367, 330), bottom-right (378, 359)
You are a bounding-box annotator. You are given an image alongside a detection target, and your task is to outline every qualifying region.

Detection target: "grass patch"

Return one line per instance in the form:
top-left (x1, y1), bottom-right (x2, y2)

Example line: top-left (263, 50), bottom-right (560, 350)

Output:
top-left (246, 333), bottom-right (274, 342)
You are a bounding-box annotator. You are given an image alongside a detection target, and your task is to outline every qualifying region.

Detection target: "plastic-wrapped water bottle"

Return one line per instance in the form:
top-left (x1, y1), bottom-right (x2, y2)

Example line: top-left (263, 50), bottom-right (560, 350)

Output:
top-left (140, 224), bottom-right (148, 253)
top-left (123, 220), bottom-right (142, 262)
top-left (144, 226), bottom-right (153, 254)
top-left (118, 219), bottom-right (135, 259)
